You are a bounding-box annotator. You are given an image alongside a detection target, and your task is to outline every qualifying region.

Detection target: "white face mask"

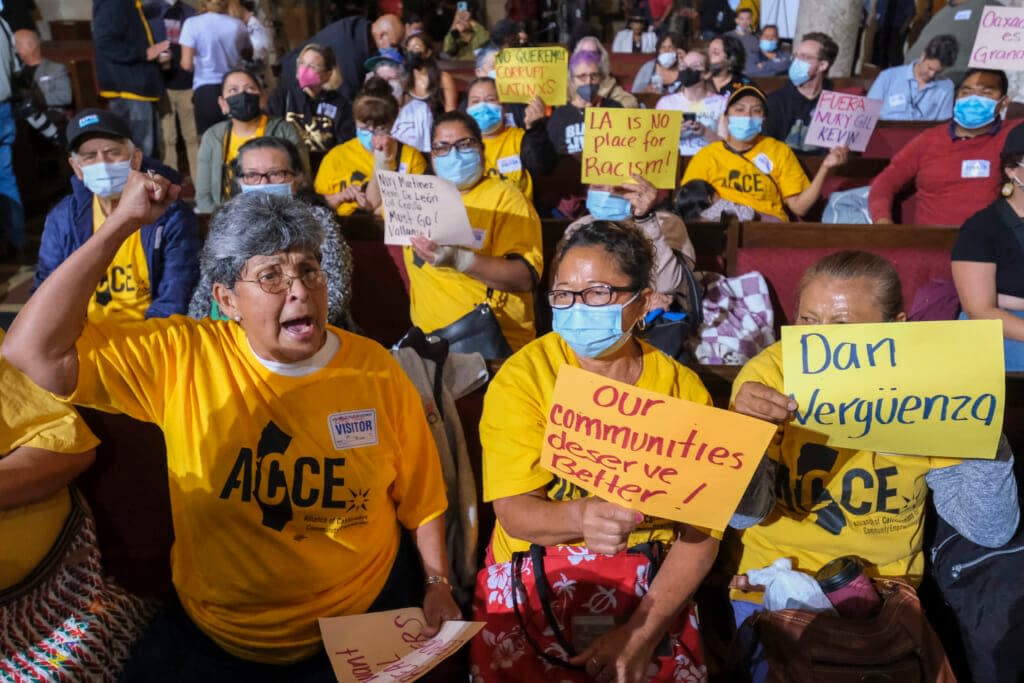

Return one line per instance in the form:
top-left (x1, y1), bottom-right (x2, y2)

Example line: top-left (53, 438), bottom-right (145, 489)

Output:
top-left (657, 51), bottom-right (677, 68)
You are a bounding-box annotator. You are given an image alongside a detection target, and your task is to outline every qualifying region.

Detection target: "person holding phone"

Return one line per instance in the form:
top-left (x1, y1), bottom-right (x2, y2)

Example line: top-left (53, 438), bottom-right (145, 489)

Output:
top-left (443, 4), bottom-right (489, 60)
top-left (656, 50), bottom-right (726, 157)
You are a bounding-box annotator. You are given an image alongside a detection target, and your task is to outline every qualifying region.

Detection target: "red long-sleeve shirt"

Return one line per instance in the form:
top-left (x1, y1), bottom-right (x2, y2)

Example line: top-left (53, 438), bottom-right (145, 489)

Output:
top-left (869, 120), bottom-right (1021, 226)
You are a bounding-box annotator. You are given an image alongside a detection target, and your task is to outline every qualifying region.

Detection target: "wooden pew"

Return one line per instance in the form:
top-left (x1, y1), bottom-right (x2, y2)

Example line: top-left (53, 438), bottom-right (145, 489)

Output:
top-left (731, 222), bottom-right (958, 325)
top-left (863, 120), bottom-right (938, 159)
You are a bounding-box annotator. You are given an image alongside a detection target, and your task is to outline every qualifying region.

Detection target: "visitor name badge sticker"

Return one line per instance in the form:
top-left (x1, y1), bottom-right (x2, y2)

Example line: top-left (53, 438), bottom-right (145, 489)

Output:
top-left (328, 409), bottom-right (379, 450)
top-left (961, 160), bottom-right (990, 178)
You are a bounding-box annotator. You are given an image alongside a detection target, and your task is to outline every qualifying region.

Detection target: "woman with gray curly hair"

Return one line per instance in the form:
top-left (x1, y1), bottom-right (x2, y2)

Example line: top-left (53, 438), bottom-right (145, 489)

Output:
top-left (189, 135), bottom-right (357, 331)
top-left (3, 179), bottom-right (461, 678)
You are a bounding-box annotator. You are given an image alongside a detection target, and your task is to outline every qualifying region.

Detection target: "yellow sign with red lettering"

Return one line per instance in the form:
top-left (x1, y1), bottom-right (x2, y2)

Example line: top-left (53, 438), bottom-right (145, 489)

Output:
top-left (540, 365), bottom-right (777, 531)
top-left (494, 47), bottom-right (568, 105)
top-left (581, 108), bottom-right (682, 189)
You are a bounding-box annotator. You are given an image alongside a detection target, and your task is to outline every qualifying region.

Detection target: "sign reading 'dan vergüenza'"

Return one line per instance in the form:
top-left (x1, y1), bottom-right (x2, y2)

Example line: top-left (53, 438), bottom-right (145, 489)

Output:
top-left (580, 108), bottom-right (683, 189)
top-left (319, 608), bottom-right (484, 683)
top-left (494, 47), bottom-right (568, 105)
top-left (805, 90), bottom-right (882, 153)
top-left (376, 170), bottom-right (475, 247)
top-left (782, 320), bottom-right (1005, 459)
top-left (968, 6), bottom-right (1024, 71)
top-left (539, 365), bottom-right (777, 531)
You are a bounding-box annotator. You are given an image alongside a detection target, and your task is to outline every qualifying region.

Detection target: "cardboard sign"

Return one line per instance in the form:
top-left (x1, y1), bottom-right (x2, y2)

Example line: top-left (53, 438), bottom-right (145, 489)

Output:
top-left (376, 170), bottom-right (475, 247)
top-left (580, 108), bottom-right (682, 189)
top-left (805, 90), bottom-right (882, 153)
top-left (494, 47), bottom-right (568, 105)
top-left (782, 320), bottom-right (1005, 459)
top-left (319, 608), bottom-right (484, 683)
top-left (968, 6), bottom-right (1024, 71)
top-left (539, 365), bottom-right (776, 531)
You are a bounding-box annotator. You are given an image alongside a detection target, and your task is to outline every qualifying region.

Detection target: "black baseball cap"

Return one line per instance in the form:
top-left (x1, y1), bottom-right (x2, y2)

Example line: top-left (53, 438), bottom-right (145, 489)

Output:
top-left (66, 108), bottom-right (134, 152)
top-left (727, 85), bottom-right (767, 111)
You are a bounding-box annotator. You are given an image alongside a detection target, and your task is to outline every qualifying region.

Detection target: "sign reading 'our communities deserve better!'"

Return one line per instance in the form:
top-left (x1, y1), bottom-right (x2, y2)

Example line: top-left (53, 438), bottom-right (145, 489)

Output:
top-left (782, 320), bottom-right (1005, 459)
top-left (320, 608), bottom-right (483, 683)
top-left (540, 365), bottom-right (776, 531)
top-left (377, 170), bottom-right (475, 247)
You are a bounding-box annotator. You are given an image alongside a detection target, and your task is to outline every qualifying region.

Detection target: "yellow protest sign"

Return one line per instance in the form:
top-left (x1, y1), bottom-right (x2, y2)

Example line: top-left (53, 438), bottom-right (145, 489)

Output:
top-left (782, 320), bottom-right (1005, 459)
top-left (494, 47), bottom-right (568, 105)
top-left (581, 108), bottom-right (682, 189)
top-left (540, 365), bottom-right (777, 531)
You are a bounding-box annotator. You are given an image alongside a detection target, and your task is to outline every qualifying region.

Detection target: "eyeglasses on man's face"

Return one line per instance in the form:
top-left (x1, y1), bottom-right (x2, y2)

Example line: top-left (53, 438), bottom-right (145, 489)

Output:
top-left (238, 169), bottom-right (296, 185)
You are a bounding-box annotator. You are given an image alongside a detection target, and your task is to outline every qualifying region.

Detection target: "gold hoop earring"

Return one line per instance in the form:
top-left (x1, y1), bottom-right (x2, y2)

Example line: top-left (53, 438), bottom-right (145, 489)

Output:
top-left (635, 316), bottom-right (648, 333)
top-left (1002, 182), bottom-right (1014, 198)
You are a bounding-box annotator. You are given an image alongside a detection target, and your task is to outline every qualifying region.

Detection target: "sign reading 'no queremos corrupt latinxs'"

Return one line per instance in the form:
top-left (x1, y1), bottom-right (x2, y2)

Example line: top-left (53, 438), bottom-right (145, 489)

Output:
top-left (805, 90), bottom-right (882, 153)
top-left (494, 47), bottom-right (568, 105)
top-left (376, 170), bottom-right (476, 247)
top-left (782, 320), bottom-right (1005, 459)
top-left (539, 365), bottom-right (777, 531)
top-left (968, 6), bottom-right (1024, 71)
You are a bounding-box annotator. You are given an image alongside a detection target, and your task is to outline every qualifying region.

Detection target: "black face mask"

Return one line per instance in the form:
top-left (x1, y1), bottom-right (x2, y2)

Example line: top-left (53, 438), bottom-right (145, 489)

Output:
top-left (226, 92), bottom-right (261, 122)
top-left (678, 68), bottom-right (702, 88)
top-left (407, 51), bottom-right (426, 69)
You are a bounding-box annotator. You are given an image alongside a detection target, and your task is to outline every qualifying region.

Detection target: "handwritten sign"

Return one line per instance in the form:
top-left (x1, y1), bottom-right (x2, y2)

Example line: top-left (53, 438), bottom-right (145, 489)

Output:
top-left (580, 108), bottom-right (682, 189)
top-left (805, 90), bottom-right (882, 153)
top-left (494, 47), bottom-right (568, 105)
top-left (376, 170), bottom-right (475, 247)
top-left (968, 6), bottom-right (1024, 71)
top-left (319, 608), bottom-right (484, 683)
top-left (540, 365), bottom-right (776, 531)
top-left (782, 320), bottom-right (1005, 459)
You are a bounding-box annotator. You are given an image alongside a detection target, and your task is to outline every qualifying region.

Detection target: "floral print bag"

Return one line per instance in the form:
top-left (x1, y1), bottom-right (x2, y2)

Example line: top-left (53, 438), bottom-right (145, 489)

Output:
top-left (469, 543), bottom-right (707, 682)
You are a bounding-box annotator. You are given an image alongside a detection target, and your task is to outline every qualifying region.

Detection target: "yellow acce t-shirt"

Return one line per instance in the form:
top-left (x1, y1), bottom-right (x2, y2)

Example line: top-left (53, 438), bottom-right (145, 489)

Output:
top-left (314, 138), bottom-right (428, 216)
top-left (681, 137), bottom-right (810, 222)
top-left (0, 330), bottom-right (99, 589)
top-left (88, 195), bottom-right (151, 323)
top-left (480, 332), bottom-right (717, 564)
top-left (727, 342), bottom-right (960, 602)
top-left (482, 125), bottom-right (533, 201)
top-left (404, 176), bottom-right (543, 352)
top-left (68, 319), bottom-right (447, 664)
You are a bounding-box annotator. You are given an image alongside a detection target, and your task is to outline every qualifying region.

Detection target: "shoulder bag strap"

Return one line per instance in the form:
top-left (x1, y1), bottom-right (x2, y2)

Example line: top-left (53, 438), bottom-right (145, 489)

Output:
top-left (510, 550), bottom-right (583, 670)
top-left (722, 141), bottom-right (786, 205)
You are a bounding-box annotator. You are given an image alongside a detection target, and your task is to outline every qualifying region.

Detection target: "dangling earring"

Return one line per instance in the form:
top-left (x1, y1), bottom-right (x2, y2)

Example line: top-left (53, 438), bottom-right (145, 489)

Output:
top-left (1002, 182), bottom-right (1014, 198)
top-left (635, 315), bottom-right (648, 332)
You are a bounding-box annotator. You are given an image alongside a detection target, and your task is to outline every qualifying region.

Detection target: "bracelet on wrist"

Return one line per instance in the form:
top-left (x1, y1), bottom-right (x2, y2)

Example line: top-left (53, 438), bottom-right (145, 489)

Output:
top-left (632, 209), bottom-right (655, 222)
top-left (425, 575), bottom-right (452, 590)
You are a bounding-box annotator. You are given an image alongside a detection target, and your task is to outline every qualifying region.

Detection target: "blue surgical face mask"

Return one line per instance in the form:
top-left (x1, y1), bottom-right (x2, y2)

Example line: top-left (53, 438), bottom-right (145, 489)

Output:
top-left (356, 127), bottom-right (375, 152)
top-left (586, 189), bottom-right (632, 220)
top-left (81, 160), bottom-right (132, 198)
top-left (788, 58), bottom-right (812, 86)
top-left (552, 292), bottom-right (640, 359)
top-left (953, 94), bottom-right (999, 129)
top-left (467, 102), bottom-right (503, 135)
top-left (239, 182), bottom-right (293, 196)
top-left (759, 39), bottom-right (778, 53)
top-left (434, 147), bottom-right (483, 189)
top-left (727, 115), bottom-right (763, 142)
top-left (577, 83), bottom-right (599, 104)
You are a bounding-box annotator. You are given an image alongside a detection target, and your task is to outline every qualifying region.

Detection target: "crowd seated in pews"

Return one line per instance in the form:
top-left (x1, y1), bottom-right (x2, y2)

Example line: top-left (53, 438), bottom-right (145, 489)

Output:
top-left (4, 4), bottom-right (1024, 682)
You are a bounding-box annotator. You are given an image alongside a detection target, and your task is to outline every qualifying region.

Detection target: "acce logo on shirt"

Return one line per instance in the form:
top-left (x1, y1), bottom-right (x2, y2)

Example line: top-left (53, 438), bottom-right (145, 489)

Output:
top-left (218, 420), bottom-right (371, 533)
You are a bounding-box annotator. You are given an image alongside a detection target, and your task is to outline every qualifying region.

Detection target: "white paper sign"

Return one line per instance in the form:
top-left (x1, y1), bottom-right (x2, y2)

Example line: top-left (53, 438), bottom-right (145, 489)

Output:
top-left (377, 170), bottom-right (475, 247)
top-left (319, 608), bottom-right (484, 683)
top-left (968, 6), bottom-right (1024, 71)
top-left (805, 90), bottom-right (883, 153)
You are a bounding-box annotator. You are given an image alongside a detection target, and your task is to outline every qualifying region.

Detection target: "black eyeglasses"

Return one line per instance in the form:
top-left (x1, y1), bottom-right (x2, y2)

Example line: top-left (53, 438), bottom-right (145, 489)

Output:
top-left (547, 285), bottom-right (638, 309)
top-left (238, 267), bottom-right (327, 294)
top-left (238, 169), bottom-right (296, 185)
top-left (431, 137), bottom-right (480, 156)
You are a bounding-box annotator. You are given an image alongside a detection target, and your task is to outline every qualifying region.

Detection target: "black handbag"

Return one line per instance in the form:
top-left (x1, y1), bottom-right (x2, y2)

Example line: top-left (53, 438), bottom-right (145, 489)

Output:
top-left (425, 290), bottom-right (512, 358)
top-left (638, 256), bottom-right (703, 362)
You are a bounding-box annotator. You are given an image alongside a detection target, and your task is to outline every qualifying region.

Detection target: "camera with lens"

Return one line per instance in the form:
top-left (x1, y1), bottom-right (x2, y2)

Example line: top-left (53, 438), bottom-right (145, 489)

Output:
top-left (11, 74), bottom-right (63, 150)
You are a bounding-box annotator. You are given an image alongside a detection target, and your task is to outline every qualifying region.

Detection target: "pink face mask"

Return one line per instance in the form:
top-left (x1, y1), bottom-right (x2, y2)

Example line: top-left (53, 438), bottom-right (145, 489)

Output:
top-left (297, 65), bottom-right (322, 89)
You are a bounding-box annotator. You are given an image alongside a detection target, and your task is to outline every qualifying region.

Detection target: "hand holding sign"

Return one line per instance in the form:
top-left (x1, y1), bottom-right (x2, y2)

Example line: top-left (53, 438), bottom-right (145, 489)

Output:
top-left (540, 365), bottom-right (776, 531)
top-left (781, 320), bottom-right (1005, 458)
top-left (580, 497), bottom-right (644, 555)
top-left (581, 108), bottom-right (682, 189)
top-left (377, 170), bottom-right (476, 247)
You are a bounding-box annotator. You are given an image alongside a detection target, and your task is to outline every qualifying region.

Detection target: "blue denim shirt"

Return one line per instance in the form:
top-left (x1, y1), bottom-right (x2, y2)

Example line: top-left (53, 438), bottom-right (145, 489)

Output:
top-left (867, 61), bottom-right (955, 121)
